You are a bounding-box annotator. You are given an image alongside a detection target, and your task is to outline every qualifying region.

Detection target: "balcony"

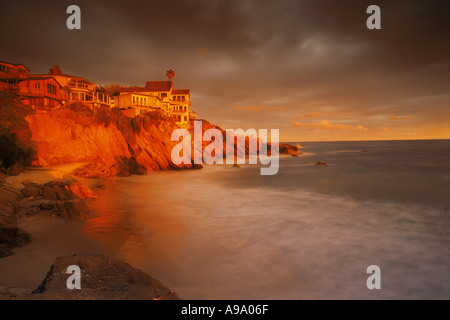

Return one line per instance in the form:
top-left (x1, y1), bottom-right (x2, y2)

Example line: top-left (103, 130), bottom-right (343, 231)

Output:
top-left (18, 87), bottom-right (67, 100)
top-left (68, 81), bottom-right (89, 90)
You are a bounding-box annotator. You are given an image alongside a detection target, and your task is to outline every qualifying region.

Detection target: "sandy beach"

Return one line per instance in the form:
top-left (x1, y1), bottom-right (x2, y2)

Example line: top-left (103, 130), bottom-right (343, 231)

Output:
top-left (0, 164), bottom-right (113, 293)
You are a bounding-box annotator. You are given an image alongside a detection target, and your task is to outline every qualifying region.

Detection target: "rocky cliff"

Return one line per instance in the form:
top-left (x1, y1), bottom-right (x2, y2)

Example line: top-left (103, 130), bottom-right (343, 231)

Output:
top-left (26, 109), bottom-right (298, 178)
top-left (26, 109), bottom-right (199, 178)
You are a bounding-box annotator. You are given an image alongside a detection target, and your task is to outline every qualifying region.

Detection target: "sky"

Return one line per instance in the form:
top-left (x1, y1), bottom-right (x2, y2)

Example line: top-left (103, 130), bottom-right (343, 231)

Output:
top-left (1, 0), bottom-right (448, 141)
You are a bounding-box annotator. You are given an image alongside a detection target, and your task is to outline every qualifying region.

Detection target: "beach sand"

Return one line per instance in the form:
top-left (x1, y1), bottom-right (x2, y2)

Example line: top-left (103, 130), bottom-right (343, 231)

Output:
top-left (0, 164), bottom-right (112, 292)
top-left (0, 214), bottom-right (111, 290)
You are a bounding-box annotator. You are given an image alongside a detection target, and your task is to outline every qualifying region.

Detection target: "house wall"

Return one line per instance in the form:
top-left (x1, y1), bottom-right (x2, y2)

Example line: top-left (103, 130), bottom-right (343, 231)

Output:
top-left (18, 77), bottom-right (64, 108)
top-left (116, 94), bottom-right (132, 108)
top-left (120, 107), bottom-right (139, 118)
top-left (0, 62), bottom-right (28, 79)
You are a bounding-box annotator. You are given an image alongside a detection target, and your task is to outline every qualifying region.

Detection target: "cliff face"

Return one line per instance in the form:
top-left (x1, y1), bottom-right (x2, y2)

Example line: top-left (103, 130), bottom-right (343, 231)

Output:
top-left (25, 109), bottom-right (298, 178)
top-left (26, 109), bottom-right (198, 178)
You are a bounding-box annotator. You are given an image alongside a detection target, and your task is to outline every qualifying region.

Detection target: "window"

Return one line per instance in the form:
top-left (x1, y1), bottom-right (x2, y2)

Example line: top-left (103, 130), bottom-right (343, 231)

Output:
top-left (161, 93), bottom-right (167, 98)
top-left (133, 96), bottom-right (135, 104)
top-left (71, 92), bottom-right (78, 100)
top-left (47, 83), bottom-right (57, 95)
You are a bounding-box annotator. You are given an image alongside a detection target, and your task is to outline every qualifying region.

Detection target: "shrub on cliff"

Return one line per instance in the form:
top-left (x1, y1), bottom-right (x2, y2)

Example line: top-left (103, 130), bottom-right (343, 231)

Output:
top-left (68, 102), bottom-right (93, 117)
top-left (141, 109), bottom-right (170, 121)
top-left (0, 91), bottom-right (36, 170)
top-left (94, 106), bottom-right (113, 127)
top-left (0, 133), bottom-right (34, 170)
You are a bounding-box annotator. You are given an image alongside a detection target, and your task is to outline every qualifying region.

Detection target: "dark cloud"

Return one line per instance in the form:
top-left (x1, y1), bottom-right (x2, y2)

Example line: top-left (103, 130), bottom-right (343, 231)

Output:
top-left (0, 0), bottom-right (447, 140)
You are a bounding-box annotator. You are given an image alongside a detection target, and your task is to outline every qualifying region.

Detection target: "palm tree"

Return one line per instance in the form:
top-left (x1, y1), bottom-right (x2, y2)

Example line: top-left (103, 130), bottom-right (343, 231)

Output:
top-left (166, 69), bottom-right (175, 82)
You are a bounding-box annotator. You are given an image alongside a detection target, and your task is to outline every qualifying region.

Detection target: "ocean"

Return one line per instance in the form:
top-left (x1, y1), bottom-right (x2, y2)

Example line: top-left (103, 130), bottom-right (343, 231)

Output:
top-left (83, 140), bottom-right (450, 299)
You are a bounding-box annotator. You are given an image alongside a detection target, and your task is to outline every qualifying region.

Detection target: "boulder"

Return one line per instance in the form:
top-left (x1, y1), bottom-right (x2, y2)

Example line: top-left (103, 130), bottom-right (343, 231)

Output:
top-left (21, 184), bottom-right (40, 197)
top-left (39, 202), bottom-right (54, 211)
top-left (6, 163), bottom-right (23, 176)
top-left (32, 254), bottom-right (180, 300)
top-left (56, 200), bottom-right (89, 221)
top-left (68, 183), bottom-right (97, 199)
top-left (0, 185), bottom-right (31, 258)
top-left (279, 143), bottom-right (300, 155)
top-left (19, 180), bottom-right (92, 221)
top-left (41, 182), bottom-right (72, 200)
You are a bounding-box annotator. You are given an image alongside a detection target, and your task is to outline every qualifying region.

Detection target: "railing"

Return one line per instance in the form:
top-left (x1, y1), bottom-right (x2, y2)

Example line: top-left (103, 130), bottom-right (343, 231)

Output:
top-left (18, 87), bottom-right (45, 95)
top-left (68, 81), bottom-right (89, 89)
top-left (18, 87), bottom-right (66, 98)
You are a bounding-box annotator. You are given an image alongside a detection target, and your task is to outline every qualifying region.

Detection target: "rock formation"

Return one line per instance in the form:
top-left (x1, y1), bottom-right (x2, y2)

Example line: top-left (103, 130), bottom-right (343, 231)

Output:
top-left (32, 254), bottom-right (180, 300)
top-left (0, 183), bottom-right (31, 258)
top-left (26, 110), bottom-right (299, 178)
top-left (19, 179), bottom-right (94, 221)
top-left (26, 109), bottom-right (199, 178)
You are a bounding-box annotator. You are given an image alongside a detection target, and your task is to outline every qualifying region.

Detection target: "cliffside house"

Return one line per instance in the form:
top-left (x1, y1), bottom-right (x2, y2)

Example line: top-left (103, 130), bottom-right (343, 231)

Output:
top-left (18, 75), bottom-right (65, 108)
top-left (31, 66), bottom-right (111, 108)
top-left (1, 60), bottom-right (196, 123)
top-left (115, 81), bottom-right (191, 125)
top-left (0, 61), bottom-right (29, 92)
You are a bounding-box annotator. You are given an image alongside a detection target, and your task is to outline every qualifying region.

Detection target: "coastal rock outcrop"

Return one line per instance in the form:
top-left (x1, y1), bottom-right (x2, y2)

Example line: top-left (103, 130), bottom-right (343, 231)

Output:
top-left (280, 143), bottom-right (301, 156)
top-left (32, 254), bottom-right (180, 300)
top-left (192, 119), bottom-right (300, 158)
top-left (26, 109), bottom-right (198, 178)
top-left (19, 179), bottom-right (94, 221)
top-left (25, 109), bottom-right (301, 178)
top-left (0, 184), bottom-right (31, 258)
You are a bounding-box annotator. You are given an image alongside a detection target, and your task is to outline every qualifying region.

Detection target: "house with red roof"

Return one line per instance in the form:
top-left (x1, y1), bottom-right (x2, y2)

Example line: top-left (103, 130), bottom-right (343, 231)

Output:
top-left (0, 61), bottom-right (29, 92)
top-left (115, 80), bottom-right (192, 125)
top-left (1, 59), bottom-right (196, 124)
top-left (18, 75), bottom-right (66, 108)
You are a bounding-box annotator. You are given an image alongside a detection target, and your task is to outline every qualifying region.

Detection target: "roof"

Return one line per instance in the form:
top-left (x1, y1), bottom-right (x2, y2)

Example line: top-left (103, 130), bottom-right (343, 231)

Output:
top-left (65, 75), bottom-right (94, 85)
top-left (0, 61), bottom-right (29, 71)
top-left (31, 73), bottom-right (94, 85)
top-left (144, 81), bottom-right (173, 92)
top-left (118, 87), bottom-right (148, 93)
top-left (172, 89), bottom-right (190, 95)
top-left (25, 75), bottom-right (64, 87)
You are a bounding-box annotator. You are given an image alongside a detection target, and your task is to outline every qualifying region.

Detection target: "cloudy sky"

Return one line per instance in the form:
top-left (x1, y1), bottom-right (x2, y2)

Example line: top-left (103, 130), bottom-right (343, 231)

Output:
top-left (1, 0), bottom-right (448, 141)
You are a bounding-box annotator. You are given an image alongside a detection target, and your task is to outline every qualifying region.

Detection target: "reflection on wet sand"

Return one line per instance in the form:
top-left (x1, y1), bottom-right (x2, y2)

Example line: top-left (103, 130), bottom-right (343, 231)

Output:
top-left (81, 177), bottom-right (186, 273)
